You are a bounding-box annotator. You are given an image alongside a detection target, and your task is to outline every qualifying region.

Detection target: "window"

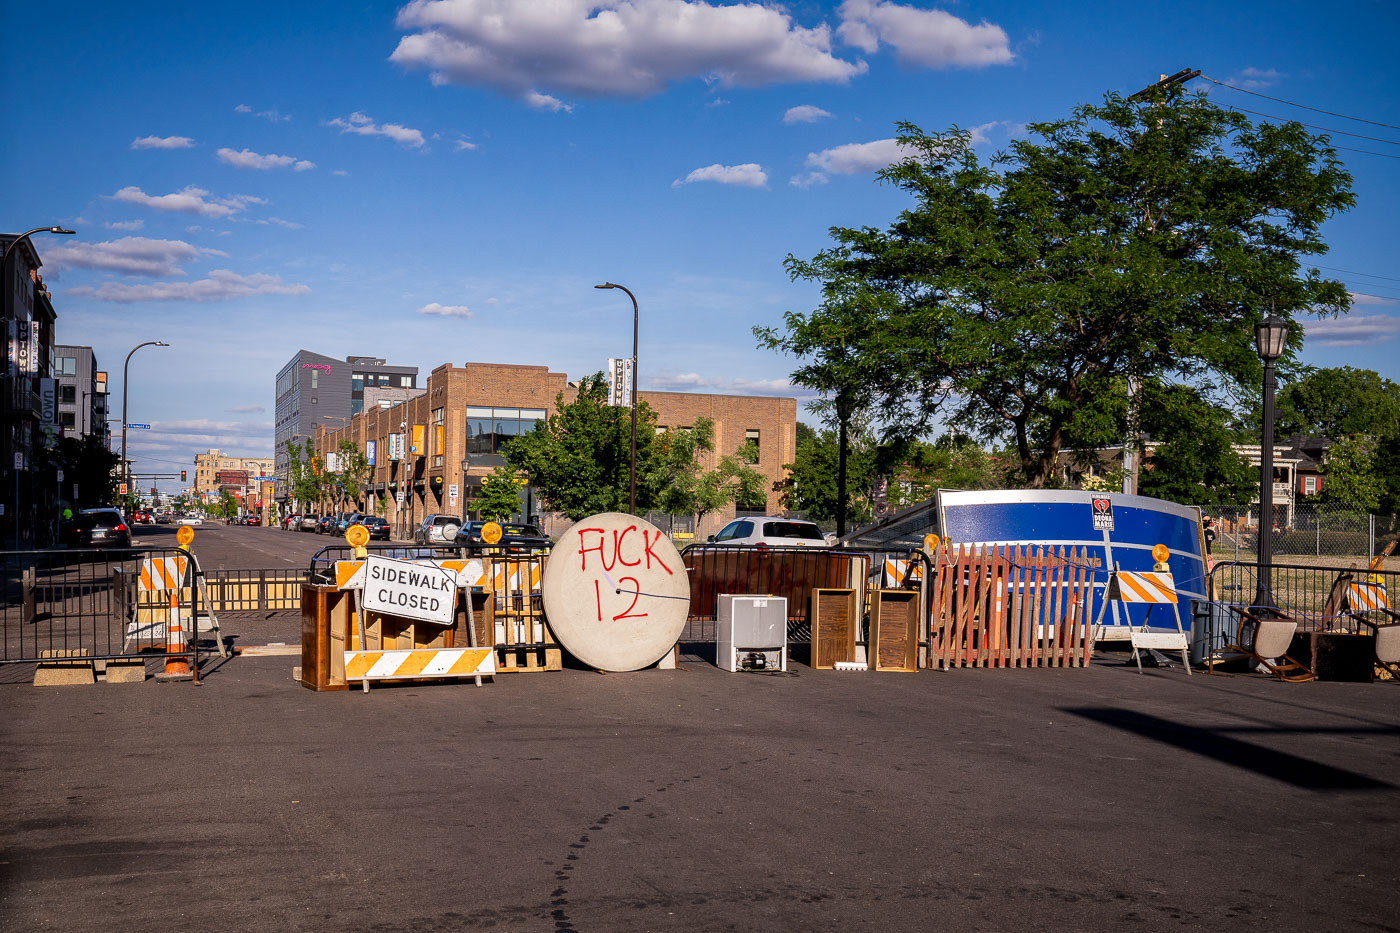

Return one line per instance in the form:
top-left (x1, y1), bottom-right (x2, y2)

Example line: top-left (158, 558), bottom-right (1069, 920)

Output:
top-left (56, 357), bottom-right (77, 375)
top-left (1304, 475), bottom-right (1317, 494)
top-left (351, 374), bottom-right (364, 393)
top-left (59, 412), bottom-right (76, 428)
top-left (377, 399), bottom-right (393, 410)
top-left (310, 369), bottom-right (318, 389)
top-left (59, 385), bottom-right (76, 404)
top-left (744, 428), bottom-right (760, 463)
top-left (401, 375), bottom-right (412, 387)
top-left (464, 407), bottom-right (544, 456)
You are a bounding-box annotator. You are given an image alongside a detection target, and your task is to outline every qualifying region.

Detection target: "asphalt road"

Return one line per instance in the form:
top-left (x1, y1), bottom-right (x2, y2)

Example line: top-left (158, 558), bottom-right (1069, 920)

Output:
top-left (133, 520), bottom-right (367, 572)
top-left (2, 647), bottom-right (1398, 932)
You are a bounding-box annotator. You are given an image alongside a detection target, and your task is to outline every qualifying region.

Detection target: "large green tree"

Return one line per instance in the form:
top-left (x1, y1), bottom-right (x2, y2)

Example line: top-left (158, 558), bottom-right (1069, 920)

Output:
top-left (1137, 383), bottom-right (1255, 507)
top-left (776, 422), bottom-right (876, 525)
top-left (49, 434), bottom-right (120, 510)
top-left (1274, 367), bottom-right (1400, 439)
top-left (767, 88), bottom-right (1354, 487)
top-left (504, 374), bottom-right (659, 519)
top-left (1321, 435), bottom-right (1385, 512)
top-left (475, 467), bottom-right (525, 521)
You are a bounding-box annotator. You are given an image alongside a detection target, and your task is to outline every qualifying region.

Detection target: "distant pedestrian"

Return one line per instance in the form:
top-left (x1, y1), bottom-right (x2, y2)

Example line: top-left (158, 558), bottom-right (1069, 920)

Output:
top-left (1202, 516), bottom-right (1216, 555)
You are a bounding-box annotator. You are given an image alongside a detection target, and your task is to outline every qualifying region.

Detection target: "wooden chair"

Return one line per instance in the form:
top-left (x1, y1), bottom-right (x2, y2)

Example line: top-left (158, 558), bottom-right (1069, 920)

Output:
top-left (1350, 607), bottom-right (1400, 681)
top-left (1224, 607), bottom-right (1316, 682)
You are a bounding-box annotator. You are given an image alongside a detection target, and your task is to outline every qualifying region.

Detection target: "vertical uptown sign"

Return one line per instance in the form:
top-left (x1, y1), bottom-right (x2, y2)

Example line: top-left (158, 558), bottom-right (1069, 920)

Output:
top-left (607, 358), bottom-right (633, 407)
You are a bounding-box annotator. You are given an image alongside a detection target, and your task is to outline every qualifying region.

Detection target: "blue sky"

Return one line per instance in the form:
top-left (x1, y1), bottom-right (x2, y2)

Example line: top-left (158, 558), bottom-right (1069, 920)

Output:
top-left (4, 0), bottom-right (1398, 489)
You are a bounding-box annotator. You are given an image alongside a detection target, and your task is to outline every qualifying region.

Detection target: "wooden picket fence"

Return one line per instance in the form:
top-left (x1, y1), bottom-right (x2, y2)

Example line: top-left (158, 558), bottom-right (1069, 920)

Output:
top-left (928, 544), bottom-right (1095, 669)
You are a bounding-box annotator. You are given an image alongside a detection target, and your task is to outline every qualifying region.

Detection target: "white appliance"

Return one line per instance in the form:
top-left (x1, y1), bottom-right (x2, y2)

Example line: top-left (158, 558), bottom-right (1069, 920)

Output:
top-left (716, 594), bottom-right (787, 672)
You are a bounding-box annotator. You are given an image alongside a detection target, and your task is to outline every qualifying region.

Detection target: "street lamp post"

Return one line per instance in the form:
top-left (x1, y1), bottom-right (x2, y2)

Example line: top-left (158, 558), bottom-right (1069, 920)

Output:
top-left (3, 227), bottom-right (75, 548)
top-left (1254, 312), bottom-right (1289, 609)
top-left (121, 341), bottom-right (169, 512)
top-left (593, 282), bottom-right (638, 514)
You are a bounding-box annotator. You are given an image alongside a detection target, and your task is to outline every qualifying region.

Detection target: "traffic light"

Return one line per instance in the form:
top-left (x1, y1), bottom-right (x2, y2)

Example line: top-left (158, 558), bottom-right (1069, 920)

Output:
top-left (180, 470), bottom-right (186, 482)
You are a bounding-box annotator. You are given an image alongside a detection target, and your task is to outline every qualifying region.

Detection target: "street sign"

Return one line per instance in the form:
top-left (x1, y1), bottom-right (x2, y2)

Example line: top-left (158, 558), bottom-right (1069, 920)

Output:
top-left (125, 423), bottom-right (150, 430)
top-left (361, 555), bottom-right (456, 626)
top-left (119, 483), bottom-right (129, 495)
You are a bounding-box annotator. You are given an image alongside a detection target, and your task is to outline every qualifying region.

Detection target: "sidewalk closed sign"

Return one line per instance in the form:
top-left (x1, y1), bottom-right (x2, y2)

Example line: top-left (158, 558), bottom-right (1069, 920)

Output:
top-left (361, 555), bottom-right (456, 626)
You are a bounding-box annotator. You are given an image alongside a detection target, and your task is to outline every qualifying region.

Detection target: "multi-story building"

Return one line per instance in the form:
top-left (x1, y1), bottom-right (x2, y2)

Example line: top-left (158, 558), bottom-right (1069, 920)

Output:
top-left (2, 237), bottom-right (59, 547)
top-left (53, 345), bottom-right (110, 446)
top-left (193, 449), bottom-right (274, 504)
top-left (311, 361), bottom-right (796, 540)
top-left (273, 351), bottom-right (418, 510)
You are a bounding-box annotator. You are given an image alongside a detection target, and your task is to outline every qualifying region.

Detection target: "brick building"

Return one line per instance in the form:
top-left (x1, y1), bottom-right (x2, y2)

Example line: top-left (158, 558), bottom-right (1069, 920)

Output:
top-left (193, 449), bottom-right (274, 505)
top-left (310, 361), bottom-right (796, 539)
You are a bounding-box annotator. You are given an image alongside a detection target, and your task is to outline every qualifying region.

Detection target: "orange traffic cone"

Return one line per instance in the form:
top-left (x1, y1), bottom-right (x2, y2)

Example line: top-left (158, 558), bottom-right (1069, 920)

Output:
top-left (156, 546), bottom-right (194, 682)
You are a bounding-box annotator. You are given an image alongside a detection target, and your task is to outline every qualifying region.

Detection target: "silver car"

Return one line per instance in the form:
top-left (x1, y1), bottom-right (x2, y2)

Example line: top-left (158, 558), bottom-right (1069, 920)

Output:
top-left (414, 513), bottom-right (462, 545)
top-left (709, 517), bottom-right (836, 547)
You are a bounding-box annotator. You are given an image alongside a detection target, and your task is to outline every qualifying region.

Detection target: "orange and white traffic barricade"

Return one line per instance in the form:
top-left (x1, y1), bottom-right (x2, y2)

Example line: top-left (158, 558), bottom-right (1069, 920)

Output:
top-left (125, 554), bottom-right (191, 650)
top-left (1349, 579), bottom-right (1390, 613)
top-left (333, 529), bottom-right (493, 691)
top-left (1092, 545), bottom-right (1191, 675)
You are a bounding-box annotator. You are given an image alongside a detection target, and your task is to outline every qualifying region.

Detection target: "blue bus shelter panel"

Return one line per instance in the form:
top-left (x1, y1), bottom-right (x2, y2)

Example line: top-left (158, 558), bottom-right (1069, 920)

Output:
top-left (938, 490), bottom-right (1206, 632)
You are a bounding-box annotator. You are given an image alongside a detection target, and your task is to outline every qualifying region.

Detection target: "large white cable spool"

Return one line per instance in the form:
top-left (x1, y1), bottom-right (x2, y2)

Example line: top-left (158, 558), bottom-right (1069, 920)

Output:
top-left (541, 512), bottom-right (690, 672)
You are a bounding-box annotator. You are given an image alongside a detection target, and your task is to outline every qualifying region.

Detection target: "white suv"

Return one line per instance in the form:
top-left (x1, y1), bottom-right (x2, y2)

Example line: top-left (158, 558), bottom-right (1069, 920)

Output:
top-left (708, 517), bottom-right (836, 547)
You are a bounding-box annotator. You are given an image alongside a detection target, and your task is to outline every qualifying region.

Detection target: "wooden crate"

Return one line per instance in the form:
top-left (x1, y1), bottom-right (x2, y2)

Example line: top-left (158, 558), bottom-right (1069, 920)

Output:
top-left (810, 588), bottom-right (858, 669)
top-left (870, 589), bottom-right (919, 672)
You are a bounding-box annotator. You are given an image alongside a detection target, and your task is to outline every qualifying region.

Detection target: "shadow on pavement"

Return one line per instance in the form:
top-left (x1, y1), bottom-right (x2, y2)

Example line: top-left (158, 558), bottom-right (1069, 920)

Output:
top-left (1062, 706), bottom-right (1393, 791)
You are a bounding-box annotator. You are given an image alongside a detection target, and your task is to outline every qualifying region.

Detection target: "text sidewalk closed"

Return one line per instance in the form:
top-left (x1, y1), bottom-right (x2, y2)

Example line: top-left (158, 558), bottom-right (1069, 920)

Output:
top-left (361, 554), bottom-right (456, 626)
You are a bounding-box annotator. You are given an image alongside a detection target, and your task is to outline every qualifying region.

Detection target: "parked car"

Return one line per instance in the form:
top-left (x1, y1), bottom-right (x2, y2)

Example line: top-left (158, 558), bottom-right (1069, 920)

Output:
top-left (454, 520), bottom-right (552, 553)
top-left (245, 514), bottom-right (261, 526)
top-left (155, 512), bottom-right (174, 524)
top-left (414, 513), bottom-right (463, 545)
top-left (177, 516), bottom-right (202, 526)
top-left (65, 508), bottom-right (133, 549)
top-left (708, 517), bottom-right (835, 548)
top-left (360, 515), bottom-right (390, 540)
top-left (298, 514), bottom-right (320, 532)
top-left (283, 513), bottom-right (300, 530)
top-left (335, 512), bottom-right (362, 534)
top-left (316, 514), bottom-right (337, 534)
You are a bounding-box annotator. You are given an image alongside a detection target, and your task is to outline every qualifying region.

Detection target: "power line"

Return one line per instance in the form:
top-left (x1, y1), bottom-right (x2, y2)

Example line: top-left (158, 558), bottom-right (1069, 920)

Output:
top-left (1311, 264), bottom-right (1400, 284)
top-left (1200, 74), bottom-right (1400, 132)
top-left (1222, 103), bottom-right (1400, 147)
top-left (1330, 144), bottom-right (1400, 161)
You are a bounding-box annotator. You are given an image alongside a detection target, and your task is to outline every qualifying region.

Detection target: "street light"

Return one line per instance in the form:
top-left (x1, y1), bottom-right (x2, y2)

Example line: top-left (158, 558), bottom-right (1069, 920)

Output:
top-left (1254, 311), bottom-right (1289, 609)
top-left (3, 226), bottom-right (75, 548)
top-left (594, 282), bottom-right (638, 514)
top-left (121, 341), bottom-right (170, 511)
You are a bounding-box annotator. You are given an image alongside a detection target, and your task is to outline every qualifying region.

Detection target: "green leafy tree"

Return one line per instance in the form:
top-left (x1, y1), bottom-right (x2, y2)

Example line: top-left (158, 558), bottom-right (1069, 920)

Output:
top-left (476, 467), bottom-right (524, 521)
top-left (49, 435), bottom-right (121, 510)
top-left (886, 435), bottom-right (1010, 506)
top-left (1321, 435), bottom-right (1385, 511)
top-left (505, 374), bottom-right (658, 519)
top-left (776, 422), bottom-right (877, 525)
top-left (771, 89), bottom-right (1354, 487)
top-left (335, 439), bottom-right (372, 512)
top-left (285, 440), bottom-right (324, 514)
top-left (1137, 383), bottom-right (1255, 507)
top-left (1274, 367), bottom-right (1400, 439)
top-left (646, 420), bottom-right (727, 520)
top-left (217, 490), bottom-right (238, 520)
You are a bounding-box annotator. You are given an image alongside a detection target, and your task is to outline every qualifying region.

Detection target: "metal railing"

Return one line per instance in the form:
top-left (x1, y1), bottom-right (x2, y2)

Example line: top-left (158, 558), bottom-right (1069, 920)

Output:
top-left (202, 568), bottom-right (307, 612)
top-left (1205, 559), bottom-right (1398, 637)
top-left (0, 547), bottom-right (203, 675)
top-left (678, 544), bottom-right (931, 645)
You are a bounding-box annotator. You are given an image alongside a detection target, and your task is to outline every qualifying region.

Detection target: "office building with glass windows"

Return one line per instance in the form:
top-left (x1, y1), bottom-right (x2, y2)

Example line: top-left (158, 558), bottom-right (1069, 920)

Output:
top-left (273, 350), bottom-right (417, 510)
top-left (53, 345), bottom-right (110, 447)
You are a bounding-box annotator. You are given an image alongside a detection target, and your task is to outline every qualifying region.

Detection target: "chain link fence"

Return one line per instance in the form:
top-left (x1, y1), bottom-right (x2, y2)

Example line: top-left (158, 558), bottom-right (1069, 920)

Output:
top-left (1205, 502), bottom-right (1397, 564)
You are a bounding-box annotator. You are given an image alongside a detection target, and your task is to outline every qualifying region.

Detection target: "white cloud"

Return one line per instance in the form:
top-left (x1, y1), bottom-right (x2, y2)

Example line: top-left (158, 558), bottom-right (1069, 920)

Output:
top-left (525, 91), bottom-right (572, 112)
top-left (417, 301), bottom-right (472, 317)
top-left (783, 104), bottom-right (833, 124)
top-left (333, 169), bottom-right (349, 176)
top-left (805, 137), bottom-right (913, 174)
top-left (789, 171), bottom-right (828, 188)
top-left (647, 371), bottom-right (805, 398)
top-left (226, 404), bottom-right (266, 413)
top-left (43, 237), bottom-right (222, 277)
top-left (131, 135), bottom-right (196, 150)
top-left (1347, 292), bottom-right (1395, 307)
top-left (105, 219), bottom-right (145, 231)
top-left (453, 138), bottom-right (479, 151)
top-left (836, 0), bottom-right (1012, 68)
top-left (390, 0), bottom-right (866, 107)
top-left (216, 147), bottom-right (316, 171)
top-left (1306, 314), bottom-right (1400, 347)
top-left (261, 217), bottom-right (304, 229)
top-left (672, 162), bottom-right (767, 188)
top-left (109, 185), bottom-right (266, 218)
top-left (1230, 67), bottom-right (1284, 90)
top-left (67, 269), bottom-right (311, 303)
top-left (236, 103), bottom-right (291, 122)
top-left (326, 112), bottom-right (427, 147)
